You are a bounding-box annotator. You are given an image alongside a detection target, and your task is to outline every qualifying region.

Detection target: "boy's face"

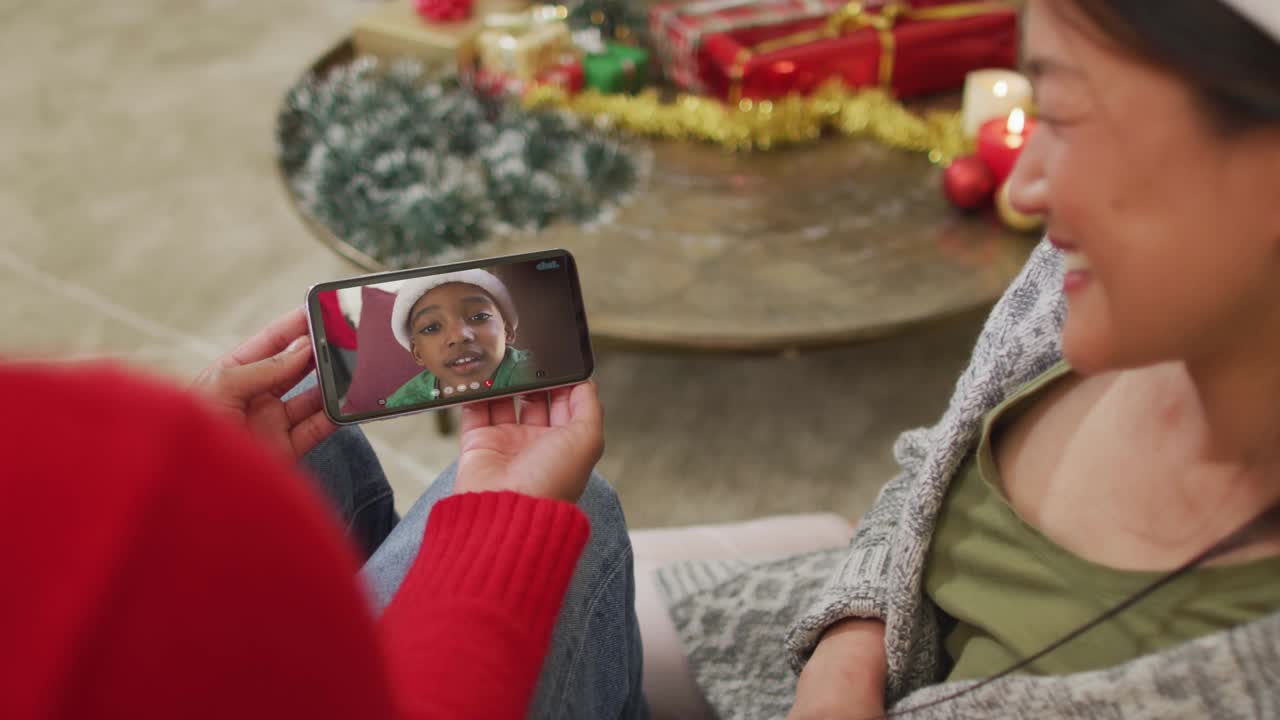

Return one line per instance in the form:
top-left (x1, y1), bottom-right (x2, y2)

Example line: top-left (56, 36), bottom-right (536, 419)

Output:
top-left (407, 282), bottom-right (513, 389)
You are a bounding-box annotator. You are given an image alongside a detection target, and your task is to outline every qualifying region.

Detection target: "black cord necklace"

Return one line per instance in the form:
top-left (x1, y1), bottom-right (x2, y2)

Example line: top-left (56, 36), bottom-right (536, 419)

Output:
top-left (873, 495), bottom-right (1280, 718)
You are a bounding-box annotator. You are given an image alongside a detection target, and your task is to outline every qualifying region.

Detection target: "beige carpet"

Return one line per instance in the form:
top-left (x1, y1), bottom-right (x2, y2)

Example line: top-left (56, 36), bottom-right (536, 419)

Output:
top-left (1, 0), bottom-right (990, 528)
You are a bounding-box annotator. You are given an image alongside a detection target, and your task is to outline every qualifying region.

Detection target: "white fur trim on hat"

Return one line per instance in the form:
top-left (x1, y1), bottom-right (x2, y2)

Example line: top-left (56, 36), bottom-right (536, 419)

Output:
top-left (1222, 0), bottom-right (1280, 42)
top-left (390, 269), bottom-right (518, 351)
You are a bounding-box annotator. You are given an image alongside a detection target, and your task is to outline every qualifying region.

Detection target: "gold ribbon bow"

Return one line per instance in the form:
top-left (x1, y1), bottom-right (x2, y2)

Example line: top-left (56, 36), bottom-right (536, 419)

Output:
top-left (729, 1), bottom-right (1005, 103)
top-left (461, 4), bottom-right (571, 80)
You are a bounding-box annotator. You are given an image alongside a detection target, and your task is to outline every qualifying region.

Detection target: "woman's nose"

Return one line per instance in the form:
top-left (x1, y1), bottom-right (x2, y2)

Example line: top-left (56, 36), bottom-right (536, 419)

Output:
top-left (1005, 129), bottom-right (1049, 219)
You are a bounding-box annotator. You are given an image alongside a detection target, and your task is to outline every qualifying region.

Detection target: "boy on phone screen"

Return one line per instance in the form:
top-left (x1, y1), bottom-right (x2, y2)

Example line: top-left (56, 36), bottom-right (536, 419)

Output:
top-left (385, 270), bottom-right (535, 408)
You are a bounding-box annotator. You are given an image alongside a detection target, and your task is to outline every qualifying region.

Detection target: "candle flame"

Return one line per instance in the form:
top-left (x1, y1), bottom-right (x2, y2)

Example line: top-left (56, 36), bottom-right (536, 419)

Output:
top-left (1007, 108), bottom-right (1027, 134)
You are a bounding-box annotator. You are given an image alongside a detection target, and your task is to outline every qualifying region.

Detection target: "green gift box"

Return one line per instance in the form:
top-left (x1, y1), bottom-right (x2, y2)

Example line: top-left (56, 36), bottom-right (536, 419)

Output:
top-left (582, 43), bottom-right (650, 94)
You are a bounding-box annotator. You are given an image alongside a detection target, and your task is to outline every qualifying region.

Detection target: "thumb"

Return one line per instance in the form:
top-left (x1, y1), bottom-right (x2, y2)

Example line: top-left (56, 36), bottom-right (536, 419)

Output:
top-left (566, 383), bottom-right (604, 458)
top-left (219, 337), bottom-right (313, 400)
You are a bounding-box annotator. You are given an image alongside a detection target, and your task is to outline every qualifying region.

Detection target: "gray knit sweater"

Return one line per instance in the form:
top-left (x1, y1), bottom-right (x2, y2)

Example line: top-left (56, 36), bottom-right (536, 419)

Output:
top-left (657, 240), bottom-right (1280, 719)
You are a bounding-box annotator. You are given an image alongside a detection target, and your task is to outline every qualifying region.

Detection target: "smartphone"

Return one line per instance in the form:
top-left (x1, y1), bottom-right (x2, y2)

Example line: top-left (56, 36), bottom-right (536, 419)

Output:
top-left (305, 249), bottom-right (595, 425)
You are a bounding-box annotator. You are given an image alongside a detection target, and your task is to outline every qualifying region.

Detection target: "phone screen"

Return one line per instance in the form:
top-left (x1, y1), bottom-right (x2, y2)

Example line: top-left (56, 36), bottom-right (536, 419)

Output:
top-left (306, 249), bottom-right (594, 424)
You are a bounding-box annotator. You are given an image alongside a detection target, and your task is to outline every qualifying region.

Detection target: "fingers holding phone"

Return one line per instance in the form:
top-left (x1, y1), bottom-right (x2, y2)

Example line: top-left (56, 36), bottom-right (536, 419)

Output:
top-left (455, 383), bottom-right (604, 503)
top-left (301, 250), bottom-right (601, 500)
top-left (191, 307), bottom-right (337, 460)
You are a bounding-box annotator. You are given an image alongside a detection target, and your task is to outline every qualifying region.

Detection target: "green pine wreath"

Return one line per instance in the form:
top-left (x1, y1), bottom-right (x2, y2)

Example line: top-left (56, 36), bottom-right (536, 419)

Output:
top-left (277, 58), bottom-right (642, 268)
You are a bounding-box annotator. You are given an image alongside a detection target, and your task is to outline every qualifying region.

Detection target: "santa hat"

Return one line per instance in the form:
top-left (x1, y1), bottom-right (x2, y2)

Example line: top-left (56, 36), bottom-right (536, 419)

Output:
top-left (391, 269), bottom-right (518, 351)
top-left (1223, 0), bottom-right (1279, 41)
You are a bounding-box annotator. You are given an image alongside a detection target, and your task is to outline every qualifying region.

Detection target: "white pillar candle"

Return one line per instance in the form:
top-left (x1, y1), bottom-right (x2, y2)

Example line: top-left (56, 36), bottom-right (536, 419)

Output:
top-left (961, 69), bottom-right (1033, 138)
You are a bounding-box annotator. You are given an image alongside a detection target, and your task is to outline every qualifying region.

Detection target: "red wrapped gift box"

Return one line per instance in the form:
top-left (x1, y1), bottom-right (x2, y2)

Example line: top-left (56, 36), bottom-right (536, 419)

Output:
top-left (472, 60), bottom-right (585, 99)
top-left (653, 1), bottom-right (1018, 101)
top-left (538, 60), bottom-right (586, 93)
top-left (652, 0), bottom-right (851, 93)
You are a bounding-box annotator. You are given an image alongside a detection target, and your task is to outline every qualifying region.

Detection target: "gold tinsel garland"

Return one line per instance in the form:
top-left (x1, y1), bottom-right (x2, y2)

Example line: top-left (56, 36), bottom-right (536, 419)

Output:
top-left (523, 80), bottom-right (973, 161)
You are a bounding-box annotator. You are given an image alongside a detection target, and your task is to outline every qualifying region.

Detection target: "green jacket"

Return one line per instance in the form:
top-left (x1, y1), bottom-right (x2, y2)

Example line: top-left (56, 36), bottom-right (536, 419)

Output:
top-left (385, 347), bottom-right (534, 409)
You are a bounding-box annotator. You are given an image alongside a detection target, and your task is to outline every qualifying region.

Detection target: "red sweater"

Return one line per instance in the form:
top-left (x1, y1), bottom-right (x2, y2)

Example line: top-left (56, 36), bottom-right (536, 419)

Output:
top-left (0, 364), bottom-right (589, 719)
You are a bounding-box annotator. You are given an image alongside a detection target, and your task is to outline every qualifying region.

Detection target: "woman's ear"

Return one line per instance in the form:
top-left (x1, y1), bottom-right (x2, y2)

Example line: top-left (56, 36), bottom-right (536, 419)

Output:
top-left (506, 324), bottom-right (517, 344)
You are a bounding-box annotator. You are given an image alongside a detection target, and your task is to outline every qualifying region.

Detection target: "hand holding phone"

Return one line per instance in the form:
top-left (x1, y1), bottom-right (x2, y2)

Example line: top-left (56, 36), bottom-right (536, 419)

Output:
top-left (306, 250), bottom-right (595, 425)
top-left (191, 307), bottom-right (337, 460)
top-left (455, 383), bottom-right (604, 503)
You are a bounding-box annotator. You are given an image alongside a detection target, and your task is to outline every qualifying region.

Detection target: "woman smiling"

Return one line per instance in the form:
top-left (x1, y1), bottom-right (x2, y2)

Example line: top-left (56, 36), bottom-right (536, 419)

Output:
top-left (659, 1), bottom-right (1280, 717)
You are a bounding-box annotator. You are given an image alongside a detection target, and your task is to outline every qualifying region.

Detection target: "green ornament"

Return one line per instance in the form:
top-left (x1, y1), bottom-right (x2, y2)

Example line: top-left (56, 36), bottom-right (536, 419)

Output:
top-left (583, 43), bottom-right (650, 95)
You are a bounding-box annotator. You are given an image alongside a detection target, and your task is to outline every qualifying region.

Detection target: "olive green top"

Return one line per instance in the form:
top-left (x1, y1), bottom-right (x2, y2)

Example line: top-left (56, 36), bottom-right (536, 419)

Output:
top-left (926, 361), bottom-right (1280, 681)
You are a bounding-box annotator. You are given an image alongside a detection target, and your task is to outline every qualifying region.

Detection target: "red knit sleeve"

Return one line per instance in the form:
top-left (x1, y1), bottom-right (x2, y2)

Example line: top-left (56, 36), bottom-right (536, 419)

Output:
top-left (0, 364), bottom-right (398, 720)
top-left (1, 363), bottom-right (590, 720)
top-left (378, 491), bottom-right (590, 720)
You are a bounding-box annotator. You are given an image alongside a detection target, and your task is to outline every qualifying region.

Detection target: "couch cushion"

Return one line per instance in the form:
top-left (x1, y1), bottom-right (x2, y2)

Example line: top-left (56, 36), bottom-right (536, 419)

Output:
top-left (341, 286), bottom-right (424, 416)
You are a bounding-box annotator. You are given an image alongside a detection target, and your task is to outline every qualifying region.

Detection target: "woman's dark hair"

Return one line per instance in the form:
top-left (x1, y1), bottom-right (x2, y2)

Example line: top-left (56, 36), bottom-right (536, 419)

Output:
top-left (1061, 0), bottom-right (1280, 134)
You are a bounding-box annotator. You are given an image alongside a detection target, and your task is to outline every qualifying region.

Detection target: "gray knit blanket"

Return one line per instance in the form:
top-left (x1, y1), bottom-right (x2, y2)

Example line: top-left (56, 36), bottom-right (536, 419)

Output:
top-left (656, 240), bottom-right (1280, 719)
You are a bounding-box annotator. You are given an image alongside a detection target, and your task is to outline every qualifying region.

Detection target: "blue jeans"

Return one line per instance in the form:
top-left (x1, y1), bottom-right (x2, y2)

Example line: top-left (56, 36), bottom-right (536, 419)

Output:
top-left (291, 376), bottom-right (400, 560)
top-left (303, 426), bottom-right (399, 560)
top-left (304, 425), bottom-right (649, 720)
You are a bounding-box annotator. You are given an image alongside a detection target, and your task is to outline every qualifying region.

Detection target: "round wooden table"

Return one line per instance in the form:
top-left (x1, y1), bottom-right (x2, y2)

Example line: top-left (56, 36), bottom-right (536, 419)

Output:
top-left (281, 40), bottom-right (1035, 354)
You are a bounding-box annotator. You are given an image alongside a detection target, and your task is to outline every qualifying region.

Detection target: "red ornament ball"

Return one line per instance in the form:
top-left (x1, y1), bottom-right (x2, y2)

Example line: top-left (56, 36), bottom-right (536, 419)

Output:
top-left (943, 155), bottom-right (997, 211)
top-left (416, 0), bottom-right (474, 22)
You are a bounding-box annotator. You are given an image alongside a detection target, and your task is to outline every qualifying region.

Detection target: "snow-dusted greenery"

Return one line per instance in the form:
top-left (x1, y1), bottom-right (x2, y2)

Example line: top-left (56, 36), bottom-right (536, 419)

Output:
top-left (278, 58), bottom-right (639, 267)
